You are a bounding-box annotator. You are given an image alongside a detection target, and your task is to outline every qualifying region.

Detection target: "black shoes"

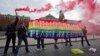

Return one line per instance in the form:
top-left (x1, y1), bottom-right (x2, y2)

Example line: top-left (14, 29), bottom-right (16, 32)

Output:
top-left (54, 45), bottom-right (59, 49)
top-left (26, 50), bottom-right (30, 53)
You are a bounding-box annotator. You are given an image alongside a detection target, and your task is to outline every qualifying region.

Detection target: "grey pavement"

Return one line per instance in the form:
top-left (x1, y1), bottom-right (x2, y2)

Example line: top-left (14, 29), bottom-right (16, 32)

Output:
top-left (0, 39), bottom-right (100, 56)
top-left (0, 31), bottom-right (100, 56)
top-left (0, 34), bottom-right (100, 47)
top-left (0, 35), bottom-right (98, 47)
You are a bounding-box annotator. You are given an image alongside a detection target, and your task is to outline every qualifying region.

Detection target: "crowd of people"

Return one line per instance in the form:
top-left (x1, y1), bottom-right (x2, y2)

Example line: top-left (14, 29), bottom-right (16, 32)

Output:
top-left (3, 10), bottom-right (90, 56)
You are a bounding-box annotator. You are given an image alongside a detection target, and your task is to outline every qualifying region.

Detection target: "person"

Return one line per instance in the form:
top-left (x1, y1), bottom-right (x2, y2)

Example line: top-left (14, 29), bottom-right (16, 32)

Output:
top-left (81, 26), bottom-right (90, 46)
top-left (3, 10), bottom-right (19, 56)
top-left (35, 30), bottom-right (45, 51)
top-left (15, 22), bottom-right (29, 55)
top-left (54, 38), bottom-right (59, 49)
top-left (53, 10), bottom-right (65, 49)
top-left (65, 33), bottom-right (72, 46)
top-left (36, 38), bottom-right (45, 51)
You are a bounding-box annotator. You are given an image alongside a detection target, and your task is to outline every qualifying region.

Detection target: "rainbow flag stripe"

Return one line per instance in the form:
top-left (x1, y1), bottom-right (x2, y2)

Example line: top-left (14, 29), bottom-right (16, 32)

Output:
top-left (28, 19), bottom-right (84, 38)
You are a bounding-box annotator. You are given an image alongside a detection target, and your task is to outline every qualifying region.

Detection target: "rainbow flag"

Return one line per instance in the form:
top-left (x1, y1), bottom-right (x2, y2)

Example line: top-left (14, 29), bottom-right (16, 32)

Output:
top-left (28, 19), bottom-right (83, 38)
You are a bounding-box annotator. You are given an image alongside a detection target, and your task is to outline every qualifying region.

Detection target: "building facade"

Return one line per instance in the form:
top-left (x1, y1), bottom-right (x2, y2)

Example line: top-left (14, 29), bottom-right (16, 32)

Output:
top-left (0, 14), bottom-right (30, 31)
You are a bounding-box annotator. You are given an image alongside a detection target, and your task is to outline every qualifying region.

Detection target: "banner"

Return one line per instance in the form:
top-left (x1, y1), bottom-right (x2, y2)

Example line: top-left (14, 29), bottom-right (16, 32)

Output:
top-left (28, 19), bottom-right (84, 38)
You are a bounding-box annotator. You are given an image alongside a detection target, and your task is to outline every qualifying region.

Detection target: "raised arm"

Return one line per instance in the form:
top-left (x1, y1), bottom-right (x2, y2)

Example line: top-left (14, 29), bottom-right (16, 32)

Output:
top-left (14, 10), bottom-right (19, 26)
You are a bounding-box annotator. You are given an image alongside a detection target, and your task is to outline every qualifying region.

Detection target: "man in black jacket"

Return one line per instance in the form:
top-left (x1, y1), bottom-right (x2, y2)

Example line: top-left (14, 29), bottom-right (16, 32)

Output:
top-left (3, 10), bottom-right (19, 56)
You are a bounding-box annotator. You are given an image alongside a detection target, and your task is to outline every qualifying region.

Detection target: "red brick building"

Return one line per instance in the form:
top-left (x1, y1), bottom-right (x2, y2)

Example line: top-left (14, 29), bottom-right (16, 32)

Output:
top-left (0, 14), bottom-right (30, 30)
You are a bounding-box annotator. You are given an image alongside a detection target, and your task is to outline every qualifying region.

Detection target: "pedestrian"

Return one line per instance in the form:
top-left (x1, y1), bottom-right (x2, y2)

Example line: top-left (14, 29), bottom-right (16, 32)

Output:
top-left (15, 22), bottom-right (29, 55)
top-left (54, 38), bottom-right (59, 49)
top-left (81, 26), bottom-right (90, 46)
top-left (3, 10), bottom-right (19, 56)
top-left (36, 38), bottom-right (45, 51)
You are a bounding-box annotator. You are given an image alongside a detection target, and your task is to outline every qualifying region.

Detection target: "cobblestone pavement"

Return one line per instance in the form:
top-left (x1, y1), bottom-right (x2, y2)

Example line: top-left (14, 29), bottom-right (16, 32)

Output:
top-left (0, 39), bottom-right (100, 56)
top-left (0, 35), bottom-right (98, 47)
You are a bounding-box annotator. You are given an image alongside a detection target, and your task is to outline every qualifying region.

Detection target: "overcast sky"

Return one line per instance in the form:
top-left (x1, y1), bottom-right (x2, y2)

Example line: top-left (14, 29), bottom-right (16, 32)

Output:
top-left (0, 0), bottom-right (100, 21)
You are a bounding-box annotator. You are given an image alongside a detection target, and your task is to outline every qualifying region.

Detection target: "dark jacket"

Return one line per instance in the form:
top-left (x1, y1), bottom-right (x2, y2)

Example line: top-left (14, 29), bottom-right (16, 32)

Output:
top-left (82, 28), bottom-right (87, 36)
top-left (5, 16), bottom-right (18, 35)
top-left (17, 26), bottom-right (27, 38)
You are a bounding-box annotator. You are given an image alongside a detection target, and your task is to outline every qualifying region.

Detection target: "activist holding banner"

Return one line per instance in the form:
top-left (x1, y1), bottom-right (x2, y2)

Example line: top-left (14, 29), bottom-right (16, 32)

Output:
top-left (54, 10), bottom-right (64, 49)
top-left (36, 38), bottom-right (45, 51)
top-left (3, 10), bottom-right (19, 56)
top-left (34, 27), bottom-right (45, 51)
top-left (54, 10), bottom-right (72, 49)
